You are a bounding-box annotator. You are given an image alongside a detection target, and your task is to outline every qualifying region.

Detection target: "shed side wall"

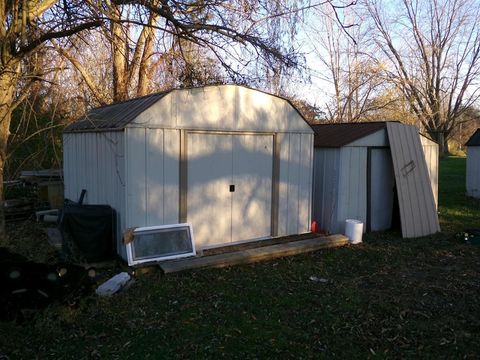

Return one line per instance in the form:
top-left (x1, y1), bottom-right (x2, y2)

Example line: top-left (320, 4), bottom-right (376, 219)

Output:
top-left (63, 131), bottom-right (126, 256)
top-left (467, 147), bottom-right (480, 198)
top-left (277, 133), bottom-right (313, 236)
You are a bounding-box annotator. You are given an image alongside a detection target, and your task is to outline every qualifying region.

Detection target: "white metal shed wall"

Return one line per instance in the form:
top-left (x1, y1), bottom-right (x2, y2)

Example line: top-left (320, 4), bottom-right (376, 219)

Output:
top-left (336, 147), bottom-right (368, 233)
top-left (466, 146), bottom-right (480, 198)
top-left (62, 131), bottom-right (126, 253)
top-left (125, 86), bottom-right (313, 240)
top-left (277, 132), bottom-right (314, 236)
top-left (125, 127), bottom-right (180, 228)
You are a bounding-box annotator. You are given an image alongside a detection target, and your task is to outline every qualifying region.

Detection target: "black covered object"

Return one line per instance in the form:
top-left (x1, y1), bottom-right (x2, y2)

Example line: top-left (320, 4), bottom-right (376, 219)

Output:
top-left (61, 204), bottom-right (115, 262)
top-left (0, 248), bottom-right (94, 321)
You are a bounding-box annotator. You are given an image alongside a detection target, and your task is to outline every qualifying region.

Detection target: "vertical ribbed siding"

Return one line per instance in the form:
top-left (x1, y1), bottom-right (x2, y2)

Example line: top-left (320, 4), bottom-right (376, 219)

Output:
top-left (336, 147), bottom-right (367, 233)
top-left (420, 136), bottom-right (439, 208)
top-left (387, 123), bottom-right (440, 238)
top-left (62, 131), bottom-right (126, 255)
top-left (277, 133), bottom-right (314, 236)
top-left (125, 127), bottom-right (181, 229)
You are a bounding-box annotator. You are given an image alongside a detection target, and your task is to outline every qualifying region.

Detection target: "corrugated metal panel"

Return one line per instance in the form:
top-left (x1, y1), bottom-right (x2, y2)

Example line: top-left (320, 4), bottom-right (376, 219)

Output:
top-left (286, 133), bottom-right (301, 234)
top-left (127, 128), bottom-right (181, 229)
top-left (467, 147), bottom-right (480, 198)
top-left (386, 123), bottom-right (440, 238)
top-left (311, 122), bottom-right (388, 147)
top-left (146, 129), bottom-right (165, 225)
top-left (163, 129), bottom-right (180, 224)
top-left (465, 129), bottom-right (480, 146)
top-left (297, 133), bottom-right (314, 233)
top-left (126, 128), bottom-right (147, 227)
top-left (312, 148), bottom-right (340, 234)
top-left (420, 136), bottom-right (439, 208)
top-left (277, 133), bottom-right (314, 236)
top-left (336, 147), bottom-right (367, 233)
top-left (277, 133), bottom-right (289, 236)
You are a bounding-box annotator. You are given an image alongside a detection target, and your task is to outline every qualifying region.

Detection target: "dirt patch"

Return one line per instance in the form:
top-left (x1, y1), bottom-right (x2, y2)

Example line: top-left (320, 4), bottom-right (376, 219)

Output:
top-left (2, 218), bottom-right (60, 264)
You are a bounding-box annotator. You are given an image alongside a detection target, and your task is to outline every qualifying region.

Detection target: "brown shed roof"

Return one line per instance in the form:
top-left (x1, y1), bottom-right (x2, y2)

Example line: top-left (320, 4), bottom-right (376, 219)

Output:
top-left (64, 91), bottom-right (170, 133)
top-left (311, 122), bottom-right (392, 147)
top-left (465, 129), bottom-right (480, 146)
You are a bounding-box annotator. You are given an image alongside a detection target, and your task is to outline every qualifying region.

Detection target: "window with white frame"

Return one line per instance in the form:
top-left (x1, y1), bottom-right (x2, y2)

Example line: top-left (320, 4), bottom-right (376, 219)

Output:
top-left (126, 224), bottom-right (195, 266)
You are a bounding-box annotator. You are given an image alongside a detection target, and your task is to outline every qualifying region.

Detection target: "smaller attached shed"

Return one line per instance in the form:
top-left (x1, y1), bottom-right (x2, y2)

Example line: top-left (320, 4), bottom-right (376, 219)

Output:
top-left (466, 129), bottom-right (480, 198)
top-left (63, 85), bottom-right (314, 260)
top-left (311, 122), bottom-right (440, 238)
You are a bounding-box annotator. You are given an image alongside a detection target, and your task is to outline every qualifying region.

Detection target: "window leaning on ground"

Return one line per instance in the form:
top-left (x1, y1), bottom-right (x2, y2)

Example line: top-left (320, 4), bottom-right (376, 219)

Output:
top-left (126, 224), bottom-right (196, 266)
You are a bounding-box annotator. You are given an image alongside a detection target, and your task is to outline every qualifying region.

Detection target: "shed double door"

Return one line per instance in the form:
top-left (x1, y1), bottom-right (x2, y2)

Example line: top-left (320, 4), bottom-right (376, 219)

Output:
top-left (187, 133), bottom-right (273, 248)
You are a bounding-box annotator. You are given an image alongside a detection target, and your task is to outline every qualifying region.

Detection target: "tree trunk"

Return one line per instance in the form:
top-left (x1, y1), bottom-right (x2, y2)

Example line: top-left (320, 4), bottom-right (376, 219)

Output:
top-left (0, 71), bottom-right (17, 242)
top-left (111, 7), bottom-right (129, 102)
top-left (428, 130), bottom-right (450, 156)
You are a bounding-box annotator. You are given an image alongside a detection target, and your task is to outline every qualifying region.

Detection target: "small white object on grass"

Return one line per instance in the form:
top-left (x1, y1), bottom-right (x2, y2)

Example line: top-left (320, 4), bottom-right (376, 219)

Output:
top-left (309, 276), bottom-right (328, 283)
top-left (96, 272), bottom-right (132, 296)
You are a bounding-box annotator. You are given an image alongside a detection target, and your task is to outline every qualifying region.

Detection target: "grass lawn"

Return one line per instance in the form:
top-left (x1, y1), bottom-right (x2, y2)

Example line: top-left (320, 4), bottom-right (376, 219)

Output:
top-left (1, 157), bottom-right (480, 359)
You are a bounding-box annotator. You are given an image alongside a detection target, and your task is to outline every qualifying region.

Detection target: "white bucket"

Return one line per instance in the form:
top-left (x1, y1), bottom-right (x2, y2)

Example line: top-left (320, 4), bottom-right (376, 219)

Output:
top-left (345, 219), bottom-right (363, 244)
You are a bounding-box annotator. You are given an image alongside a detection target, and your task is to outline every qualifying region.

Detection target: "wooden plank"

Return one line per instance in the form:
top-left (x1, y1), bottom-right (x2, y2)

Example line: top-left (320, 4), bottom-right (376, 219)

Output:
top-left (386, 123), bottom-right (440, 238)
top-left (159, 235), bottom-right (348, 273)
top-left (202, 233), bottom-right (317, 256)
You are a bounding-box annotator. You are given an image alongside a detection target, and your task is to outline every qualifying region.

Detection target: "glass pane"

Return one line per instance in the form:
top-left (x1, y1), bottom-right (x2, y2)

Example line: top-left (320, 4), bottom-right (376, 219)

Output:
top-left (132, 227), bottom-right (193, 260)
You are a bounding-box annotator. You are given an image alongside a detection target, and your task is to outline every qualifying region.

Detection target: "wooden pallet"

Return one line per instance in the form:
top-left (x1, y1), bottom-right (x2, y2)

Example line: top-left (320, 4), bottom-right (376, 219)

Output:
top-left (159, 234), bottom-right (348, 274)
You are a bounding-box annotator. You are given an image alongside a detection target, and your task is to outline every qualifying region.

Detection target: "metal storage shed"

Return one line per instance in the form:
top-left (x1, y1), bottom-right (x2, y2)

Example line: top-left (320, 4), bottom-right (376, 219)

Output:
top-left (63, 85), bottom-right (314, 259)
top-left (311, 122), bottom-right (440, 238)
top-left (466, 128), bottom-right (480, 198)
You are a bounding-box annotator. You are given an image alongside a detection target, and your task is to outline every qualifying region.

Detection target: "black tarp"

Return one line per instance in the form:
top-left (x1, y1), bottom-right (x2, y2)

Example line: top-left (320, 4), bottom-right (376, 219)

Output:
top-left (0, 248), bottom-right (94, 321)
top-left (61, 204), bottom-right (115, 262)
